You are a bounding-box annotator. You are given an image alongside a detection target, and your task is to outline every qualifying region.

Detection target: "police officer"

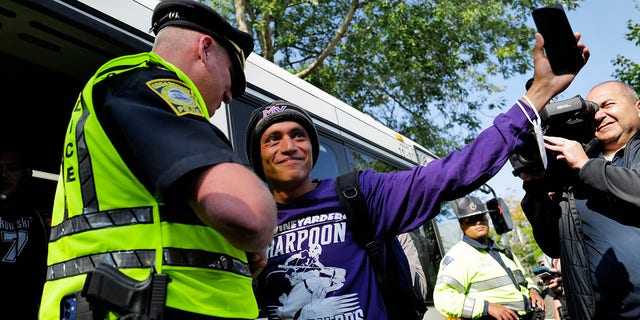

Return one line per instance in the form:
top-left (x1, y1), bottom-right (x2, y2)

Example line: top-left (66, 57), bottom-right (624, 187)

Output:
top-left (434, 196), bottom-right (545, 320)
top-left (38, 0), bottom-right (276, 319)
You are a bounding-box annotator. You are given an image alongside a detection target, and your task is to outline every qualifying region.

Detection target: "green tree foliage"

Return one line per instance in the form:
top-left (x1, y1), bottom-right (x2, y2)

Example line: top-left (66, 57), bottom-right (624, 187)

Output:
top-left (209, 0), bottom-right (581, 155)
top-left (612, 4), bottom-right (640, 93)
top-left (493, 195), bottom-right (542, 273)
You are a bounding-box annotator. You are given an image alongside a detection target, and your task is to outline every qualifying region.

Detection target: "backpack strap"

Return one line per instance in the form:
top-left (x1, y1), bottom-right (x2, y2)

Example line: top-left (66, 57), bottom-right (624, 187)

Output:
top-left (335, 171), bottom-right (387, 285)
top-left (336, 171), bottom-right (427, 319)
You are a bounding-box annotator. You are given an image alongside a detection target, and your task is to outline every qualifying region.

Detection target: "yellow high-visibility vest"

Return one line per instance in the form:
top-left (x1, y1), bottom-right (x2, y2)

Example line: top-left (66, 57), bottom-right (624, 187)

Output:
top-left (434, 240), bottom-right (536, 319)
top-left (40, 52), bottom-right (255, 319)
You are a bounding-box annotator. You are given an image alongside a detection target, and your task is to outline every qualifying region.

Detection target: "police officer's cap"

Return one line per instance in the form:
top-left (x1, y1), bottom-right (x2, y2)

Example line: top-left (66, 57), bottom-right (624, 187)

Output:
top-left (151, 0), bottom-right (254, 98)
top-left (454, 196), bottom-right (489, 219)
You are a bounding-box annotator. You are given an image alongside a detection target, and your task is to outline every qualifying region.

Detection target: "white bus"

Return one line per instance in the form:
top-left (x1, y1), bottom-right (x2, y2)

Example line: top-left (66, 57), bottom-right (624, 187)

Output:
top-left (1, 1), bottom-right (509, 318)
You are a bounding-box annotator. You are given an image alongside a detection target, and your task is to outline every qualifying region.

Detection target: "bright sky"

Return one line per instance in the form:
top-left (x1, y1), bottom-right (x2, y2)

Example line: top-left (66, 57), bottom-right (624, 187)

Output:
top-left (485, 0), bottom-right (640, 202)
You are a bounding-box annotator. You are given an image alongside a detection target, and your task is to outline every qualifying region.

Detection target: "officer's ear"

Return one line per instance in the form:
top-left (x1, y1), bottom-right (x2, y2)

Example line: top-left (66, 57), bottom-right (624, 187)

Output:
top-left (200, 36), bottom-right (214, 62)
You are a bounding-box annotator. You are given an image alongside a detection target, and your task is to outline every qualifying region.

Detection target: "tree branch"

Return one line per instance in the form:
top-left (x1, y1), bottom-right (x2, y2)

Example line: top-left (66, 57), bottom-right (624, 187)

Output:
top-left (295, 0), bottom-right (362, 78)
top-left (234, 0), bottom-right (251, 34)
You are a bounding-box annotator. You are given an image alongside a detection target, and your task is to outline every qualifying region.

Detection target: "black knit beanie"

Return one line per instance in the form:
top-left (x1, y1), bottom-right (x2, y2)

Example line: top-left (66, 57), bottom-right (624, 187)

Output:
top-left (245, 100), bottom-right (319, 180)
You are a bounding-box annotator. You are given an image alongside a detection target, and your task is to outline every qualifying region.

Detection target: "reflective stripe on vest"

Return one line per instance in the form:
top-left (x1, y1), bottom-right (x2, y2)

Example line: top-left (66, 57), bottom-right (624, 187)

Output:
top-left (76, 97), bottom-right (98, 214)
top-left (50, 207), bottom-right (153, 241)
top-left (438, 274), bottom-right (528, 315)
top-left (46, 248), bottom-right (251, 281)
top-left (468, 275), bottom-right (514, 293)
top-left (437, 275), bottom-right (466, 293)
top-left (462, 297), bottom-right (475, 318)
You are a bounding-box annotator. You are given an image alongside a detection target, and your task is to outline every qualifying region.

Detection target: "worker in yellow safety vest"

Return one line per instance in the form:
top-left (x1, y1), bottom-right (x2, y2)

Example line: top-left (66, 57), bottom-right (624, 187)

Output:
top-left (434, 196), bottom-right (545, 320)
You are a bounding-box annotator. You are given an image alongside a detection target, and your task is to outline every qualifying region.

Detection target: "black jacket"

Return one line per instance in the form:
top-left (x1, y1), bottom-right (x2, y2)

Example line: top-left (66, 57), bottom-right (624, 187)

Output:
top-left (522, 131), bottom-right (640, 320)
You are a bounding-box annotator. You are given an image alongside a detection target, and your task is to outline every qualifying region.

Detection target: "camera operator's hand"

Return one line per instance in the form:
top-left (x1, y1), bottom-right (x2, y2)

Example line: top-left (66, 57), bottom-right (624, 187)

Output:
top-left (529, 288), bottom-right (546, 311)
top-left (544, 136), bottom-right (590, 170)
top-left (525, 33), bottom-right (589, 111)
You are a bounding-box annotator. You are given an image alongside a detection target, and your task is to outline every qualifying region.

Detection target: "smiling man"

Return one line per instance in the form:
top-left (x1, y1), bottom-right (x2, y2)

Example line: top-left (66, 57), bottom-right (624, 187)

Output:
top-left (245, 30), bottom-right (588, 319)
top-left (522, 81), bottom-right (640, 320)
top-left (434, 196), bottom-right (544, 320)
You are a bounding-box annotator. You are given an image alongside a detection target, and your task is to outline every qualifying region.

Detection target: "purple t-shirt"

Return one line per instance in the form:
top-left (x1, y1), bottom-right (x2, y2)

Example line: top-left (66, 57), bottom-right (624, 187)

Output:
top-left (255, 101), bottom-right (535, 319)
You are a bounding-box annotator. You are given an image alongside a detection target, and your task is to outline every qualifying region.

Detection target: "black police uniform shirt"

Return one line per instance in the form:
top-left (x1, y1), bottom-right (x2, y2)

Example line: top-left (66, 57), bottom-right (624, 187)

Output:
top-left (92, 63), bottom-right (241, 205)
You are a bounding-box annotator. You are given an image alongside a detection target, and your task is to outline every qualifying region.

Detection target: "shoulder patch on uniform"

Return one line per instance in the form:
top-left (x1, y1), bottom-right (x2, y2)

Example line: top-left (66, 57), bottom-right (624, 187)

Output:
top-left (146, 79), bottom-right (204, 117)
top-left (442, 256), bottom-right (454, 265)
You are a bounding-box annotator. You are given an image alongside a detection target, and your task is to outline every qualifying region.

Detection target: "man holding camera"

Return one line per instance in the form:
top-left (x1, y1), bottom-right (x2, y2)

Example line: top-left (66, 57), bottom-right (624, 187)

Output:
top-left (520, 81), bottom-right (640, 320)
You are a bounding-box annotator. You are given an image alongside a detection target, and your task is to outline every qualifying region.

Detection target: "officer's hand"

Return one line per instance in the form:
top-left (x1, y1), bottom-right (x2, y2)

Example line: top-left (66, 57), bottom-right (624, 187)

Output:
top-left (529, 288), bottom-right (546, 310)
top-left (247, 251), bottom-right (267, 279)
top-left (487, 302), bottom-right (520, 320)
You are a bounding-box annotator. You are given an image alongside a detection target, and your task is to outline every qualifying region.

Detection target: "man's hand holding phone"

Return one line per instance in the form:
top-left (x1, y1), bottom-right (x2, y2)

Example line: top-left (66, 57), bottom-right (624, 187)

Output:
top-left (533, 266), bottom-right (557, 284)
top-left (533, 265), bottom-right (564, 296)
top-left (539, 271), bottom-right (556, 283)
top-left (532, 4), bottom-right (586, 75)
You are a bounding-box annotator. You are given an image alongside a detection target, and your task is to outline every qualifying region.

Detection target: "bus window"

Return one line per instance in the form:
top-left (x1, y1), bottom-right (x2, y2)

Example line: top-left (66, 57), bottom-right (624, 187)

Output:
top-left (435, 201), bottom-right (463, 254)
top-left (345, 146), bottom-right (397, 173)
top-left (310, 140), bottom-right (340, 180)
top-left (411, 222), bottom-right (441, 303)
top-left (228, 98), bottom-right (259, 164)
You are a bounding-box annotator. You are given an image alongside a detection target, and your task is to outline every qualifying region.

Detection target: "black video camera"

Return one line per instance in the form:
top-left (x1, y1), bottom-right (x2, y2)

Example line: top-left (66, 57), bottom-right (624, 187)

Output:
top-left (509, 94), bottom-right (599, 178)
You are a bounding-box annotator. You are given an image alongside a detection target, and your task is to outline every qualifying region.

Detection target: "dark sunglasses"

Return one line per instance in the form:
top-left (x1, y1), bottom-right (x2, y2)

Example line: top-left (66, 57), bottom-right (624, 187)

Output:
top-left (460, 214), bottom-right (487, 225)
